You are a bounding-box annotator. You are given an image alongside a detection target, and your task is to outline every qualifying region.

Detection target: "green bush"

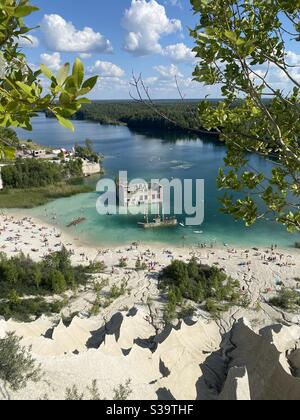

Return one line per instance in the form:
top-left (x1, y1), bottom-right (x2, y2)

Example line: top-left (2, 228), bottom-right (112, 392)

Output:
top-left (118, 258), bottom-right (127, 268)
top-left (86, 261), bottom-right (107, 274)
top-left (1, 158), bottom-right (84, 190)
top-left (160, 257), bottom-right (241, 319)
top-left (0, 298), bottom-right (65, 322)
top-left (135, 259), bottom-right (147, 271)
top-left (269, 289), bottom-right (300, 311)
top-left (0, 248), bottom-right (90, 320)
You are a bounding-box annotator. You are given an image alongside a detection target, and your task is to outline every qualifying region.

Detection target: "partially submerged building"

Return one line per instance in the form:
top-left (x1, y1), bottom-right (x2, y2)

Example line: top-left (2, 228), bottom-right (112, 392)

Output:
top-left (119, 180), bottom-right (163, 208)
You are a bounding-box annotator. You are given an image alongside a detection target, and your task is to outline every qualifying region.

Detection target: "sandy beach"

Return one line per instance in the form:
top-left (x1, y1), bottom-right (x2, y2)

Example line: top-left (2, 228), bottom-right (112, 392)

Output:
top-left (0, 211), bottom-right (300, 400)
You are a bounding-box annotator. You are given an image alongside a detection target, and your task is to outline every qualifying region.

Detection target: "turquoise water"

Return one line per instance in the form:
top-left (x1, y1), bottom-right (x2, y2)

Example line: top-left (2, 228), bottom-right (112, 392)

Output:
top-left (16, 114), bottom-right (298, 248)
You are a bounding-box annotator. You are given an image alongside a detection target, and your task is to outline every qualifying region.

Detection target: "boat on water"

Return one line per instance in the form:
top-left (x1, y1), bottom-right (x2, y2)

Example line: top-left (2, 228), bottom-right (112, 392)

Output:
top-left (67, 217), bottom-right (86, 228)
top-left (194, 231), bottom-right (204, 235)
top-left (179, 223), bottom-right (185, 228)
top-left (138, 216), bottom-right (178, 229)
top-left (137, 199), bottom-right (178, 229)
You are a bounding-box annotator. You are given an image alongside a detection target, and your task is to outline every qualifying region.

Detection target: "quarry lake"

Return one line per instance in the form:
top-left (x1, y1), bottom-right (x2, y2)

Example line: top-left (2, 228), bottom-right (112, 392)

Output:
top-left (16, 113), bottom-right (298, 248)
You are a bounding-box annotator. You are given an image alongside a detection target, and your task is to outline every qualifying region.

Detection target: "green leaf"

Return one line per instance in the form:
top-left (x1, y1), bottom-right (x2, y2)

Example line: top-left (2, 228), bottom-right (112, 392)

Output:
top-left (77, 98), bottom-right (91, 104)
top-left (56, 63), bottom-right (70, 86)
top-left (40, 64), bottom-right (54, 80)
top-left (16, 81), bottom-right (33, 96)
top-left (14, 6), bottom-right (39, 18)
top-left (224, 30), bottom-right (238, 43)
top-left (72, 58), bottom-right (84, 88)
top-left (55, 114), bottom-right (74, 132)
top-left (81, 76), bottom-right (98, 91)
top-left (3, 146), bottom-right (15, 160)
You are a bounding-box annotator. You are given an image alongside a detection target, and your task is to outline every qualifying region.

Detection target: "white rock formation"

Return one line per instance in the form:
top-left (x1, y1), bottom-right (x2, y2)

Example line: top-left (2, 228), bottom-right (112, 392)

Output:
top-left (220, 318), bottom-right (300, 400)
top-left (2, 311), bottom-right (300, 400)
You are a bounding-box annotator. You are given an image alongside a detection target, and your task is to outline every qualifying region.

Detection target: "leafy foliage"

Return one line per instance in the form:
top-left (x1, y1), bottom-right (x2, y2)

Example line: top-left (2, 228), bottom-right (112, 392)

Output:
top-left (191, 0), bottom-right (300, 232)
top-left (75, 139), bottom-right (100, 163)
top-left (269, 288), bottom-right (300, 311)
top-left (160, 257), bottom-right (241, 321)
top-left (0, 247), bottom-right (90, 320)
top-left (1, 157), bottom-right (83, 189)
top-left (65, 379), bottom-right (132, 401)
top-left (0, 247), bottom-right (88, 296)
top-left (0, 297), bottom-right (65, 322)
top-left (0, 332), bottom-right (41, 398)
top-left (0, 0), bottom-right (98, 159)
top-left (118, 258), bottom-right (128, 268)
top-left (135, 258), bottom-right (147, 271)
top-left (75, 100), bottom-right (203, 133)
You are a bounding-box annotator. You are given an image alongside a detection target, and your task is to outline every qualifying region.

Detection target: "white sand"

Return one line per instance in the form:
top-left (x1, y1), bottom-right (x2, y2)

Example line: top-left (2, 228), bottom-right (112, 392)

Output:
top-left (0, 212), bottom-right (300, 400)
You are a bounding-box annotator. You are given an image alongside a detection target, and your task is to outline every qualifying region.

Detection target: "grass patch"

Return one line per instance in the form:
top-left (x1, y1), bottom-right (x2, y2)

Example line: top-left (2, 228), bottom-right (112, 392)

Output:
top-left (0, 183), bottom-right (93, 209)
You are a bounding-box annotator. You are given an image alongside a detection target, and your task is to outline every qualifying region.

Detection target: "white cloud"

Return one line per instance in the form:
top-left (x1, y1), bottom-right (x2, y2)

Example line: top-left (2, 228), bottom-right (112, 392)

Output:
top-left (122, 0), bottom-right (182, 56)
top-left (92, 76), bottom-right (130, 99)
top-left (285, 51), bottom-right (300, 66)
top-left (154, 63), bottom-right (183, 78)
top-left (162, 43), bottom-right (196, 63)
top-left (18, 34), bottom-right (39, 48)
top-left (41, 14), bottom-right (113, 54)
top-left (88, 61), bottom-right (125, 78)
top-left (144, 76), bottom-right (159, 85)
top-left (168, 0), bottom-right (183, 8)
top-left (247, 50), bottom-right (300, 90)
top-left (79, 53), bottom-right (92, 59)
top-left (40, 52), bottom-right (62, 71)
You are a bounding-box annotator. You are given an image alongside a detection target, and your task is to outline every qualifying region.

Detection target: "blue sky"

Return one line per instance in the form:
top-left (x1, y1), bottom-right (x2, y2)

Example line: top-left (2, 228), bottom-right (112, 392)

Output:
top-left (21, 0), bottom-right (205, 99)
top-left (21, 1), bottom-right (300, 100)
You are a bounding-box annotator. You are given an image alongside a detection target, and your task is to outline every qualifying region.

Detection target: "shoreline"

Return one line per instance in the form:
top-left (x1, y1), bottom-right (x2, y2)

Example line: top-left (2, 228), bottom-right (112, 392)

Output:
top-left (2, 205), bottom-right (298, 253)
top-left (3, 208), bottom-right (299, 255)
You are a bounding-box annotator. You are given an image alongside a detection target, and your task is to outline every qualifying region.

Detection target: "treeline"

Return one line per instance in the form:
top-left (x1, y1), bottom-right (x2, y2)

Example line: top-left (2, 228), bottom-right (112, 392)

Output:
top-left (75, 101), bottom-right (201, 132)
top-left (1, 158), bottom-right (83, 189)
top-left (64, 101), bottom-right (218, 135)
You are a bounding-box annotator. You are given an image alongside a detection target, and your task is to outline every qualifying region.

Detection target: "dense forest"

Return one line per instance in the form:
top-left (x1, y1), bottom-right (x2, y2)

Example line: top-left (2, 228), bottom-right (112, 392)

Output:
top-left (45, 101), bottom-right (219, 136)
top-left (1, 158), bottom-right (83, 189)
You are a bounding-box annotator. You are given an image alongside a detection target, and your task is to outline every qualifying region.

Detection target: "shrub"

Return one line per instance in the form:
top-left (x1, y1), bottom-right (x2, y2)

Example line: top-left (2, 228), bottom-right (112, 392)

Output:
top-left (0, 333), bottom-right (41, 399)
top-left (0, 248), bottom-right (89, 320)
top-left (135, 259), bottom-right (147, 271)
top-left (160, 258), bottom-right (241, 320)
top-left (65, 379), bottom-right (132, 401)
top-left (86, 261), bottom-right (107, 274)
top-left (269, 289), bottom-right (300, 311)
top-left (118, 258), bottom-right (127, 268)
